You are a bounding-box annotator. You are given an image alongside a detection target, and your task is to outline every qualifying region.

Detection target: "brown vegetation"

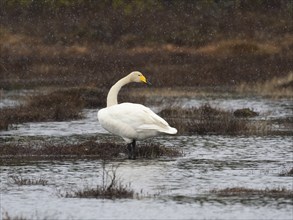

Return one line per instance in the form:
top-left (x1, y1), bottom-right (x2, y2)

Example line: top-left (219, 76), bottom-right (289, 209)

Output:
top-left (65, 163), bottom-right (135, 199)
top-left (10, 176), bottom-right (48, 186)
top-left (237, 72), bottom-right (293, 98)
top-left (211, 187), bottom-right (293, 199)
top-left (0, 1), bottom-right (292, 91)
top-left (159, 104), bottom-right (269, 135)
top-left (0, 90), bottom-right (85, 130)
top-left (233, 108), bottom-right (259, 118)
top-left (65, 183), bottom-right (134, 199)
top-left (0, 140), bottom-right (181, 163)
top-left (0, 86), bottom-right (149, 130)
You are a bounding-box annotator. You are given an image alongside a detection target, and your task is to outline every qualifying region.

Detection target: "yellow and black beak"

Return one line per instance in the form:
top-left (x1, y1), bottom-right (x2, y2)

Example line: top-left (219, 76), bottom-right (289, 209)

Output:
top-left (140, 75), bottom-right (152, 85)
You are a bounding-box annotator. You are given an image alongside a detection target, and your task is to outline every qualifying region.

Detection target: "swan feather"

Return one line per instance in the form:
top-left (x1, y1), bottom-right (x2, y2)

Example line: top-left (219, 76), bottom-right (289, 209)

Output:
top-left (98, 103), bottom-right (177, 142)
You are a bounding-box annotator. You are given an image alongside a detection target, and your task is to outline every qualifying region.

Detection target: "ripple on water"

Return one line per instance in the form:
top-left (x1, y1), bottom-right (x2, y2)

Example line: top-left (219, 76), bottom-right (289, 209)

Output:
top-left (1, 135), bottom-right (292, 219)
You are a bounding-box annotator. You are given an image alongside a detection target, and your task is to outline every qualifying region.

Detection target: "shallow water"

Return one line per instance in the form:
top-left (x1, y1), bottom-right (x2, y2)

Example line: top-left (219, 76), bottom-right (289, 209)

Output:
top-left (166, 96), bottom-right (293, 119)
top-left (1, 135), bottom-right (293, 219)
top-left (1, 94), bottom-right (293, 219)
top-left (1, 95), bottom-right (292, 137)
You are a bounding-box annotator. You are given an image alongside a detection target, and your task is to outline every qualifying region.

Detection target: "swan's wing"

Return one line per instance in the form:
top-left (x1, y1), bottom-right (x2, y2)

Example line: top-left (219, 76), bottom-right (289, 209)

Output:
top-left (103, 103), bottom-right (177, 134)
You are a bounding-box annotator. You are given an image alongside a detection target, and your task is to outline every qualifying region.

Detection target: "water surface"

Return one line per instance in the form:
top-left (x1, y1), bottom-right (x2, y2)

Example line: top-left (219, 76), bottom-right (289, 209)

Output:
top-left (1, 94), bottom-right (292, 219)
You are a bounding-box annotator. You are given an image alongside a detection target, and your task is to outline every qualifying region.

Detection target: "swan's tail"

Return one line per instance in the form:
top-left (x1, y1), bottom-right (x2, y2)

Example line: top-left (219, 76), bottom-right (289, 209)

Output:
top-left (163, 126), bottom-right (177, 134)
top-left (138, 124), bottom-right (177, 135)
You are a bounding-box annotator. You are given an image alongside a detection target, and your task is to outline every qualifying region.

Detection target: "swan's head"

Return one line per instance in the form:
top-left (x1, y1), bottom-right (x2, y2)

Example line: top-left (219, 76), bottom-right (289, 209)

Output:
top-left (129, 71), bottom-right (151, 85)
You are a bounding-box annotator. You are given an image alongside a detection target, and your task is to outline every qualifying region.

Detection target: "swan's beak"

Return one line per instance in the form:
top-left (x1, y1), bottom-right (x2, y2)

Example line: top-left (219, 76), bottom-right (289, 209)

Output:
top-left (140, 75), bottom-right (152, 85)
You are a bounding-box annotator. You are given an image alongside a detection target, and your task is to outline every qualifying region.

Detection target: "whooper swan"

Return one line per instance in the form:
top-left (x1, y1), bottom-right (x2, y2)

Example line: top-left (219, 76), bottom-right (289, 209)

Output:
top-left (98, 71), bottom-right (177, 159)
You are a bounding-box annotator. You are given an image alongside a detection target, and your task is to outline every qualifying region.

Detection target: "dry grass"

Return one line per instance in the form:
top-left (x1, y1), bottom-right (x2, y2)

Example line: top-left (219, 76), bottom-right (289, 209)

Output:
top-left (66, 183), bottom-right (134, 199)
top-left (0, 90), bottom-right (84, 130)
top-left (0, 86), bottom-right (149, 131)
top-left (211, 187), bottom-right (293, 199)
top-left (237, 72), bottom-right (293, 97)
top-left (10, 176), bottom-right (48, 186)
top-left (1, 2), bottom-right (292, 90)
top-left (233, 108), bottom-right (259, 118)
top-left (64, 162), bottom-right (135, 199)
top-left (1, 29), bottom-right (292, 91)
top-left (0, 140), bottom-right (181, 162)
top-left (159, 104), bottom-right (268, 135)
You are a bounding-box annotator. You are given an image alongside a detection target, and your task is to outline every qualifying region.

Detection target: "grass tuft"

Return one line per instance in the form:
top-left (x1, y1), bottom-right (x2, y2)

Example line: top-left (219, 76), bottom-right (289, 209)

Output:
top-left (0, 86), bottom-right (149, 131)
top-left (233, 108), bottom-right (258, 118)
top-left (237, 72), bottom-right (293, 98)
top-left (66, 182), bottom-right (134, 199)
top-left (0, 90), bottom-right (85, 130)
top-left (0, 140), bottom-right (181, 162)
top-left (159, 104), bottom-right (268, 135)
top-left (211, 187), bottom-right (293, 199)
top-left (10, 176), bottom-right (48, 186)
top-left (65, 162), bottom-right (135, 199)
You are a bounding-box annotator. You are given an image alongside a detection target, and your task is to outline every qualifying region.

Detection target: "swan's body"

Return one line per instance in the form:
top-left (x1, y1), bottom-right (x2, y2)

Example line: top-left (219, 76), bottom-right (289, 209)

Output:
top-left (97, 71), bottom-right (177, 159)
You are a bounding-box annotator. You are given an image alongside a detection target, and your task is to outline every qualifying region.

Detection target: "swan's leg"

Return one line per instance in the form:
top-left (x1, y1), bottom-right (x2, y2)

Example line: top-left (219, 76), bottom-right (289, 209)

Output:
top-left (127, 140), bottom-right (136, 159)
top-left (127, 143), bottom-right (133, 159)
top-left (132, 140), bottom-right (136, 160)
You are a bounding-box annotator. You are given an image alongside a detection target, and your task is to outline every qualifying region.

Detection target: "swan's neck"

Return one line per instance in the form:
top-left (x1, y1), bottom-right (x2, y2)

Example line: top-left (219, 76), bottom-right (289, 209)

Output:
top-left (107, 76), bottom-right (129, 107)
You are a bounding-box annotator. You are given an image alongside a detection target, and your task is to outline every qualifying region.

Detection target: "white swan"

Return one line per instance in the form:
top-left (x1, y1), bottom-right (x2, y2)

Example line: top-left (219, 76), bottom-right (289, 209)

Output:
top-left (98, 71), bottom-right (177, 159)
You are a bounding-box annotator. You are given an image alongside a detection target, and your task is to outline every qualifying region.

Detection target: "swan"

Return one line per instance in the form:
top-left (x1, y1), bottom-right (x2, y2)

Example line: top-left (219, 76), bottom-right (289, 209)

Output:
top-left (97, 71), bottom-right (177, 159)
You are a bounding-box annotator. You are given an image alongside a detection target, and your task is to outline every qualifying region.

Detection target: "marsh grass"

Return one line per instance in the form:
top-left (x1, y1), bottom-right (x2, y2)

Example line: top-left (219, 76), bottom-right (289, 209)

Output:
top-left (10, 175), bottom-right (48, 186)
top-left (233, 108), bottom-right (259, 118)
top-left (0, 140), bottom-right (181, 162)
top-left (0, 86), bottom-right (149, 131)
top-left (137, 144), bottom-right (182, 158)
top-left (64, 162), bottom-right (135, 199)
top-left (1, 2), bottom-right (293, 91)
top-left (159, 104), bottom-right (268, 135)
top-left (211, 187), bottom-right (293, 199)
top-left (66, 183), bottom-right (135, 199)
top-left (238, 72), bottom-right (293, 97)
top-left (0, 90), bottom-right (85, 130)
